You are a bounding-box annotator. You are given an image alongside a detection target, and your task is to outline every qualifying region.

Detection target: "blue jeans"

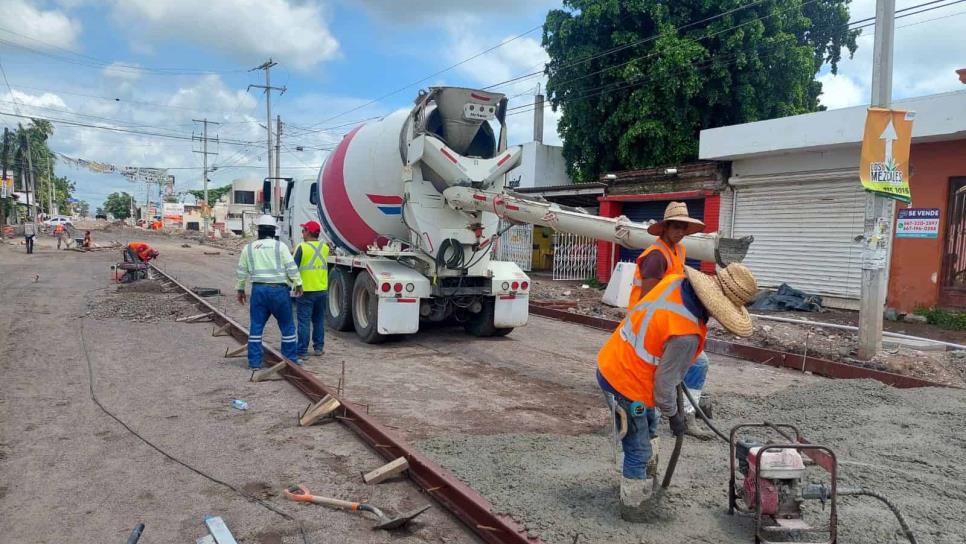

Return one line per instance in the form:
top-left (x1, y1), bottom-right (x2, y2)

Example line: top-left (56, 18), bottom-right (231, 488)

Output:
top-left (296, 291), bottom-right (326, 355)
top-left (597, 369), bottom-right (657, 480)
top-left (683, 350), bottom-right (709, 390)
top-left (248, 283), bottom-right (298, 369)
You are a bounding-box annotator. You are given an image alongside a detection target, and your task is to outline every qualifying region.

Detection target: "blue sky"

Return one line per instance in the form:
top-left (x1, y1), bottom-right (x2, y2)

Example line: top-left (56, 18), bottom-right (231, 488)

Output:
top-left (1, 0), bottom-right (963, 211)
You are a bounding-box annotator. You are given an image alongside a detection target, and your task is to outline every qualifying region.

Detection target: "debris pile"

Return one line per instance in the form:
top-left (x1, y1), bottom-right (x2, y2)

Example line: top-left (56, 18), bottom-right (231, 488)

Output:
top-left (86, 280), bottom-right (201, 323)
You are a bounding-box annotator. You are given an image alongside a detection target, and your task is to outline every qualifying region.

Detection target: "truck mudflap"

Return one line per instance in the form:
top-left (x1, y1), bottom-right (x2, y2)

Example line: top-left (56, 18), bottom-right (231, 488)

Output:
top-left (494, 293), bottom-right (529, 328)
top-left (377, 297), bottom-right (420, 334)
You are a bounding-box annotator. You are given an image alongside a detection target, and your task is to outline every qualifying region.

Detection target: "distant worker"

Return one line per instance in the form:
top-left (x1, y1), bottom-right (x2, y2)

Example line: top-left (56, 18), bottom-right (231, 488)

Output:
top-left (83, 231), bottom-right (93, 249)
top-left (125, 241), bottom-right (160, 263)
top-left (598, 263), bottom-right (756, 522)
top-left (236, 214), bottom-right (303, 369)
top-left (630, 201), bottom-right (713, 440)
top-left (293, 220), bottom-right (329, 358)
top-left (23, 219), bottom-right (37, 254)
top-left (53, 223), bottom-right (68, 250)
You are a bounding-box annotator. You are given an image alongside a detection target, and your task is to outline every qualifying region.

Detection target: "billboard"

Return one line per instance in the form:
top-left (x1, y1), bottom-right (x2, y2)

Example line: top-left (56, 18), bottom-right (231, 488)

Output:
top-left (162, 202), bottom-right (184, 227)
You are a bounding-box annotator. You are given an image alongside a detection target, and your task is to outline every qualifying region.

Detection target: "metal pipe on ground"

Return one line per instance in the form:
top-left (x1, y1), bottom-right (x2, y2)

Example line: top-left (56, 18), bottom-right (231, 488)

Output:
top-left (750, 313), bottom-right (965, 351)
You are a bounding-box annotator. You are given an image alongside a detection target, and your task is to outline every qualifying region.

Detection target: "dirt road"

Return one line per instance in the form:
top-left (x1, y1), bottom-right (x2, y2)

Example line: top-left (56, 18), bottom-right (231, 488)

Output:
top-left (4, 228), bottom-right (961, 544)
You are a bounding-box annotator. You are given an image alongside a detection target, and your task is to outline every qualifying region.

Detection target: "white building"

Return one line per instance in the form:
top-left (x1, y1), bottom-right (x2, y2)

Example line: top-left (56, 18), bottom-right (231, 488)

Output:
top-left (505, 142), bottom-right (571, 189)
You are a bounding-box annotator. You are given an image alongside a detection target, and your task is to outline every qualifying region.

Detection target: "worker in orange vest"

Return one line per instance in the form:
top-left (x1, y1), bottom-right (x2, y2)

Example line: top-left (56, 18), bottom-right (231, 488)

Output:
top-left (598, 263), bottom-right (757, 522)
top-left (630, 201), bottom-right (715, 440)
top-left (125, 241), bottom-right (159, 263)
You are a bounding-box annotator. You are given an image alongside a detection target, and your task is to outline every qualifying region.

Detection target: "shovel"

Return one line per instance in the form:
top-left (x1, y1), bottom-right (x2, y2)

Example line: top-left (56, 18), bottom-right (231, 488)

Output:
top-left (284, 484), bottom-right (431, 530)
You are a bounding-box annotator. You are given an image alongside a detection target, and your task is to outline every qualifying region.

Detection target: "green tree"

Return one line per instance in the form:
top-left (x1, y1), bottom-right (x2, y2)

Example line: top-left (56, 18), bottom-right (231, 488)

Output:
top-left (103, 191), bottom-right (134, 220)
top-left (95, 206), bottom-right (105, 217)
top-left (187, 184), bottom-right (232, 205)
top-left (542, 0), bottom-right (859, 181)
top-left (7, 119), bottom-right (78, 213)
top-left (76, 200), bottom-right (90, 217)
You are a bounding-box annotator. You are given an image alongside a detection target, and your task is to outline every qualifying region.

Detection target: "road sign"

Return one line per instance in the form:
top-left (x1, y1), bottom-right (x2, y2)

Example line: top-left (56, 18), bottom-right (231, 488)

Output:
top-left (896, 208), bottom-right (939, 238)
top-left (859, 107), bottom-right (914, 203)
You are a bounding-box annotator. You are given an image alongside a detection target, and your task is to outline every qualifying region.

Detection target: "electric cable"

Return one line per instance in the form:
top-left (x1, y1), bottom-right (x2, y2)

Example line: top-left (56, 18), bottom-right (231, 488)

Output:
top-left (838, 488), bottom-right (919, 544)
top-left (78, 319), bottom-right (310, 544)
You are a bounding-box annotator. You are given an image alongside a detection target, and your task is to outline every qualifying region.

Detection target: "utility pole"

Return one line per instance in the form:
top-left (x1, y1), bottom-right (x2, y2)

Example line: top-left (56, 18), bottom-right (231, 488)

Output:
top-left (19, 124), bottom-right (34, 221)
top-left (248, 59), bottom-right (286, 217)
top-left (1, 128), bottom-right (9, 235)
top-left (192, 119), bottom-right (219, 235)
top-left (275, 115), bottom-right (282, 189)
top-left (47, 152), bottom-right (54, 216)
top-left (857, 0), bottom-right (896, 360)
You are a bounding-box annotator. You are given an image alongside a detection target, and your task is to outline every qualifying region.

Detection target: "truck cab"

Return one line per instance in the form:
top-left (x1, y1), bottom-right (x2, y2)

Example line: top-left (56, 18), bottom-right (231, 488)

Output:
top-left (279, 177), bottom-right (323, 248)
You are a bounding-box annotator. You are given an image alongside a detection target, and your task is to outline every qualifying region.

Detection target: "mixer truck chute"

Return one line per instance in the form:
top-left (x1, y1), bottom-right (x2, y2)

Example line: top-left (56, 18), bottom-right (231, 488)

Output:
top-left (306, 86), bottom-right (751, 344)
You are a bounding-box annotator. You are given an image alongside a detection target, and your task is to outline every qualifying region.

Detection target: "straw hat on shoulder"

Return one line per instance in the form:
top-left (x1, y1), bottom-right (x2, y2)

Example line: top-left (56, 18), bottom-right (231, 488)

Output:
top-left (684, 263), bottom-right (758, 337)
top-left (647, 201), bottom-right (706, 236)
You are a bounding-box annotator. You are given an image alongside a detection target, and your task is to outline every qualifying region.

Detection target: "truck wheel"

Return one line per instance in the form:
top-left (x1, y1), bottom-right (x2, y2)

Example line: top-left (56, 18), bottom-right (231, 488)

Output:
top-left (464, 296), bottom-right (513, 338)
top-left (327, 267), bottom-right (355, 331)
top-left (352, 273), bottom-right (386, 344)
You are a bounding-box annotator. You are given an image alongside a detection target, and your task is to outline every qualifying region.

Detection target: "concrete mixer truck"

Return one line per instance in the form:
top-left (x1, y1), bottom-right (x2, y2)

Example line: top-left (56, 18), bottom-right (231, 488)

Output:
top-left (302, 86), bottom-right (749, 343)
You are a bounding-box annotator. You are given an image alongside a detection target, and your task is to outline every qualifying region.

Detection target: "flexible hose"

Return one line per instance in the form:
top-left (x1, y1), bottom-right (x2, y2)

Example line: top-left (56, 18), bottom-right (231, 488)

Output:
top-left (661, 386), bottom-right (686, 489)
top-left (681, 386), bottom-right (729, 442)
top-left (840, 488), bottom-right (919, 544)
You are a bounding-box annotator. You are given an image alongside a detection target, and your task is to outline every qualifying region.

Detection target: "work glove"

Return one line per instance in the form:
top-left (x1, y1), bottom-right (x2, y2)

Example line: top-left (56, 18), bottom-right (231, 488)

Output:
top-left (668, 411), bottom-right (688, 436)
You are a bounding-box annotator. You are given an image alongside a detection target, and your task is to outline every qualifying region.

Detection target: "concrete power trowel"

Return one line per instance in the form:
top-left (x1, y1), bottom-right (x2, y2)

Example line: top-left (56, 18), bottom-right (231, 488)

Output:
top-left (727, 422), bottom-right (919, 544)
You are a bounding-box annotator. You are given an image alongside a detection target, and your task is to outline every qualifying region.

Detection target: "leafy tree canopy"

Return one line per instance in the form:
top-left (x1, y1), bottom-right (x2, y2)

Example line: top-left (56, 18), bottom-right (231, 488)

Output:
top-left (542, 0), bottom-right (859, 181)
top-left (103, 191), bottom-right (134, 220)
top-left (187, 184), bottom-right (232, 205)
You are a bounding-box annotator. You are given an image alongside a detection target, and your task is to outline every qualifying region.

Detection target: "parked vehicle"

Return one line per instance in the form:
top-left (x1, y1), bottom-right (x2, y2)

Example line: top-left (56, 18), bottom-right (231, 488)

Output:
top-left (44, 215), bottom-right (73, 228)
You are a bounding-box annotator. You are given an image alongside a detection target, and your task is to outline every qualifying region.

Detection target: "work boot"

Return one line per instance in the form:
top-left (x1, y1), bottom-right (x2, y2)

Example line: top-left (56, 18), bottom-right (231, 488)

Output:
top-left (620, 476), bottom-right (670, 523)
top-left (684, 412), bottom-right (714, 441)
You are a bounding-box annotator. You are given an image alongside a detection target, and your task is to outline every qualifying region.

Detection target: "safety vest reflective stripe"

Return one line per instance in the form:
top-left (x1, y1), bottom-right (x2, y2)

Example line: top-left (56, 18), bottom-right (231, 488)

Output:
top-left (619, 279), bottom-right (699, 366)
top-left (241, 240), bottom-right (290, 283)
top-left (298, 242), bottom-right (326, 271)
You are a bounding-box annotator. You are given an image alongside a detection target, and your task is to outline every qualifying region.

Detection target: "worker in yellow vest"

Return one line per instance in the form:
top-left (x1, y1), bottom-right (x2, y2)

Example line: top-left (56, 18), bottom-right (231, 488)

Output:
top-left (598, 264), bottom-right (757, 522)
top-left (631, 201), bottom-right (714, 440)
top-left (293, 220), bottom-right (330, 357)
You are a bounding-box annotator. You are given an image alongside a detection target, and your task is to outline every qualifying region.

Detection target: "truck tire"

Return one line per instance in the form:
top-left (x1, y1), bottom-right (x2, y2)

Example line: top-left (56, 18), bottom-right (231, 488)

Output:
top-left (352, 273), bottom-right (386, 344)
top-left (464, 296), bottom-right (513, 338)
top-left (327, 267), bottom-right (355, 332)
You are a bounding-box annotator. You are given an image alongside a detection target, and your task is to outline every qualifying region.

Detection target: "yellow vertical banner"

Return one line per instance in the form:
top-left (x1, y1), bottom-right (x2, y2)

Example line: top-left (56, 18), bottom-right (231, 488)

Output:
top-left (859, 107), bottom-right (914, 203)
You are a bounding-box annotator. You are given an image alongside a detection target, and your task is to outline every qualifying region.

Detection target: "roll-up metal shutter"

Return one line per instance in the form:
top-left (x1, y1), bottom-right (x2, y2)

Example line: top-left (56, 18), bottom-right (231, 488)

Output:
top-left (731, 172), bottom-right (864, 299)
top-left (619, 198), bottom-right (704, 268)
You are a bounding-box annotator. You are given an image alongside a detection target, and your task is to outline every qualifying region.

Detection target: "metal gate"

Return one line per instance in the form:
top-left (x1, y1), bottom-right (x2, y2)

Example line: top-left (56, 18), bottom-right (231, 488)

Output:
top-left (941, 177), bottom-right (966, 307)
top-left (495, 220), bottom-right (532, 271)
top-left (552, 232), bottom-right (598, 281)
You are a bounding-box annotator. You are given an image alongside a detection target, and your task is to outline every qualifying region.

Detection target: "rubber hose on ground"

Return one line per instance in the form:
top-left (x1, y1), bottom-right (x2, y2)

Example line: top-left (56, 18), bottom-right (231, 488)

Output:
top-left (841, 488), bottom-right (919, 544)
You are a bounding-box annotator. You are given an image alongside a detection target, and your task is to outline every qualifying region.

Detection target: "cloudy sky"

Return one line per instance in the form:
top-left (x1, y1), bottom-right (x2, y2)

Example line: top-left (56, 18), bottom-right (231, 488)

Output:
top-left (0, 0), bottom-right (963, 209)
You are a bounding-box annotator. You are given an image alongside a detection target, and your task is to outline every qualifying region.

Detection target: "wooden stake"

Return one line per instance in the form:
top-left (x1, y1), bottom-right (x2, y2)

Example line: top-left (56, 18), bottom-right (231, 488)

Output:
top-left (224, 344), bottom-right (247, 358)
top-left (362, 457), bottom-right (409, 484)
top-left (212, 323), bottom-right (232, 337)
top-left (299, 395), bottom-right (341, 426)
top-left (177, 312), bottom-right (213, 323)
top-left (250, 361), bottom-right (286, 382)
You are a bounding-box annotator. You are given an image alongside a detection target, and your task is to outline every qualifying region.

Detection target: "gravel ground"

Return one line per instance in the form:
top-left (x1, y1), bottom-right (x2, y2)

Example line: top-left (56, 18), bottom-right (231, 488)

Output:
top-left (418, 379), bottom-right (966, 544)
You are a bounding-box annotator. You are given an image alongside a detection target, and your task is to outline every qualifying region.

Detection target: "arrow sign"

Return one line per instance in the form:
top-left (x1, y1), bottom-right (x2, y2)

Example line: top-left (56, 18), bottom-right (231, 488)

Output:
top-left (879, 118), bottom-right (898, 164)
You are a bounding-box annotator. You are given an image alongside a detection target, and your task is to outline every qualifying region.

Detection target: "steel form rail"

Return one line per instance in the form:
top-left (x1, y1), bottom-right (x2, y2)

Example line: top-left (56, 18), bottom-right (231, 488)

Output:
top-left (528, 302), bottom-right (951, 389)
top-left (149, 264), bottom-right (540, 544)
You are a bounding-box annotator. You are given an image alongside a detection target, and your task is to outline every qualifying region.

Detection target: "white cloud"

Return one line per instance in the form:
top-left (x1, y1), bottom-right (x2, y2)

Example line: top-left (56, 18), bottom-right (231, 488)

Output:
top-left (819, 0), bottom-right (966, 108)
top-left (110, 0), bottom-right (340, 70)
top-left (355, 0), bottom-right (557, 22)
top-left (102, 62), bottom-right (143, 82)
top-left (1, 0), bottom-right (82, 50)
top-left (443, 21), bottom-right (561, 146)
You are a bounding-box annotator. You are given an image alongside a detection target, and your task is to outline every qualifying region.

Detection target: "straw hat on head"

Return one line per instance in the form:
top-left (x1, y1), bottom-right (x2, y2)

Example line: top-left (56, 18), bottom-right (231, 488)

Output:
top-left (647, 201), bottom-right (705, 236)
top-left (684, 263), bottom-right (758, 337)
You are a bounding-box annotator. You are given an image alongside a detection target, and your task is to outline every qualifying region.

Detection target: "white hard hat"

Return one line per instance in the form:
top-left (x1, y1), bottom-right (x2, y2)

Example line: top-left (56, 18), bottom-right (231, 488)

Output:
top-left (255, 214), bottom-right (277, 228)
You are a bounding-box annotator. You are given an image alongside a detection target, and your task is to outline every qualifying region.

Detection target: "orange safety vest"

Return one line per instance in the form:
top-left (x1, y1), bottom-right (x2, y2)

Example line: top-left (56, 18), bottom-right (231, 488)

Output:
top-left (53, 225), bottom-right (65, 235)
top-left (128, 242), bottom-right (153, 261)
top-left (598, 273), bottom-right (707, 406)
top-left (628, 239), bottom-right (685, 308)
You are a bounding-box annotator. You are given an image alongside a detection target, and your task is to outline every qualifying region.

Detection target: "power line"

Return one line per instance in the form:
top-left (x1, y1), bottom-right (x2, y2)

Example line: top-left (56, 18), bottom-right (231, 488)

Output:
top-left (0, 26), bottom-right (246, 76)
top-left (505, 0), bottom-right (964, 118)
top-left (505, 0), bottom-right (963, 118)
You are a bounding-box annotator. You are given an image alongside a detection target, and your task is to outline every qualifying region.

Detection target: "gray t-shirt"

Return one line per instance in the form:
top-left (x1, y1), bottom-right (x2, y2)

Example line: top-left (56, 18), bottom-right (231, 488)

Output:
top-left (23, 222), bottom-right (37, 236)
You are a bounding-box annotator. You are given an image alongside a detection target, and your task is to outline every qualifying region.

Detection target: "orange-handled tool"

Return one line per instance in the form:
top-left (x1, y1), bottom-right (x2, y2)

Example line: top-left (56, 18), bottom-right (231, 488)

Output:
top-left (284, 484), bottom-right (430, 530)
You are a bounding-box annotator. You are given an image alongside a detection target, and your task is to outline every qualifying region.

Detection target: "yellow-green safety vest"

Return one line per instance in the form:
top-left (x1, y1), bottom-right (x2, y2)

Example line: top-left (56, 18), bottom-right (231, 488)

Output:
top-left (298, 241), bottom-right (329, 292)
